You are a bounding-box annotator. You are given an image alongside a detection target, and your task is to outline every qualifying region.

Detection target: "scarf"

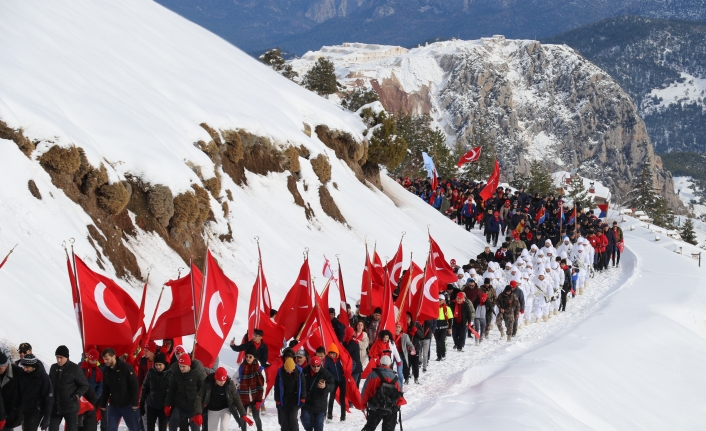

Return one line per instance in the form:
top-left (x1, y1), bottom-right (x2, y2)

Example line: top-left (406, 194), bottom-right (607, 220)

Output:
top-left (238, 362), bottom-right (265, 405)
top-left (81, 361), bottom-right (103, 382)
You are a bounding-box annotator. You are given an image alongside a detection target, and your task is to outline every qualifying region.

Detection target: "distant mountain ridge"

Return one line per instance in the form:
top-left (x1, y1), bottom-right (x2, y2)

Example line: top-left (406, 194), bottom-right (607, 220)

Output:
top-left (155, 0), bottom-right (706, 55)
top-left (544, 16), bottom-right (706, 154)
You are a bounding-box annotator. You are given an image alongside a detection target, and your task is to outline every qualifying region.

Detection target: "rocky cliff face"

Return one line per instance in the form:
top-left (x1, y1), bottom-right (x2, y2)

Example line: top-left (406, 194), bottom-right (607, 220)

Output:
top-left (291, 38), bottom-right (682, 208)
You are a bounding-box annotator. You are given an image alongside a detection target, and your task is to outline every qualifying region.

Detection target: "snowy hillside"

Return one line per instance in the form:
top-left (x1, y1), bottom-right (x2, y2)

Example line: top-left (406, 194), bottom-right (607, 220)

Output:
top-left (0, 0), bottom-right (486, 358)
top-left (291, 39), bottom-right (680, 208)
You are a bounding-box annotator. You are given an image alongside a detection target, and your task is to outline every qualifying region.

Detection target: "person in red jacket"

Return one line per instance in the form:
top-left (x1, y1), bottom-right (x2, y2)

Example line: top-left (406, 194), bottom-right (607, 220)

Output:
top-left (360, 356), bottom-right (406, 431)
top-left (595, 230), bottom-right (609, 271)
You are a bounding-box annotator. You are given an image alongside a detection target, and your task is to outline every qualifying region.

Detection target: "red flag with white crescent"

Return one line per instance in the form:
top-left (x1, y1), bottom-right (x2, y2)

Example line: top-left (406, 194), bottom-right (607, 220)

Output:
top-left (385, 243), bottom-right (404, 288)
top-left (395, 262), bottom-right (424, 331)
top-left (247, 249), bottom-right (285, 365)
top-left (274, 259), bottom-right (313, 340)
top-left (428, 234), bottom-right (457, 284)
top-left (74, 256), bottom-right (141, 354)
top-left (359, 250), bottom-right (383, 317)
top-left (479, 159), bottom-right (500, 202)
top-left (379, 268), bottom-right (396, 334)
top-left (456, 146), bottom-right (482, 167)
top-left (415, 253), bottom-right (440, 322)
top-left (337, 263), bottom-right (349, 327)
top-left (194, 251), bottom-right (239, 369)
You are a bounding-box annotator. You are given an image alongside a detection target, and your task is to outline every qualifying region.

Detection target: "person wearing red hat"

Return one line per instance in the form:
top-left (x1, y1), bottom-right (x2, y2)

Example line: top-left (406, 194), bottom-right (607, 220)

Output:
top-left (449, 292), bottom-right (474, 352)
top-left (474, 293), bottom-right (488, 344)
top-left (164, 354), bottom-right (206, 431)
top-left (202, 367), bottom-right (248, 431)
top-left (81, 349), bottom-right (105, 431)
top-left (486, 210), bottom-right (502, 247)
top-left (509, 280), bottom-right (525, 337)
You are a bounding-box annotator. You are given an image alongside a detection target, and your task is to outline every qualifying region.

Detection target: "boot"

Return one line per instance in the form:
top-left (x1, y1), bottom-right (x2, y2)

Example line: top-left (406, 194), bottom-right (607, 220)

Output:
top-left (414, 378), bottom-right (419, 384)
top-left (475, 338), bottom-right (479, 345)
top-left (499, 328), bottom-right (505, 338)
top-left (579, 287), bottom-right (584, 295)
top-left (547, 312), bottom-right (553, 319)
top-left (506, 334), bottom-right (512, 342)
top-left (543, 315), bottom-right (548, 322)
top-left (553, 310), bottom-right (558, 316)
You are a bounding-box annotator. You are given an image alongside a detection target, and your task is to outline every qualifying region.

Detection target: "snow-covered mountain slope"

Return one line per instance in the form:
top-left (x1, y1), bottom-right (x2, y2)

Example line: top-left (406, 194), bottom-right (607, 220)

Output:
top-left (291, 39), bottom-right (681, 208)
top-left (0, 0), bottom-right (487, 358)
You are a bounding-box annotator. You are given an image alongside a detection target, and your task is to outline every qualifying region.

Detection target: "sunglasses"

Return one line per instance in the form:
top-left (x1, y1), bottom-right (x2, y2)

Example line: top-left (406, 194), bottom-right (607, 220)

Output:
top-left (311, 365), bottom-right (321, 368)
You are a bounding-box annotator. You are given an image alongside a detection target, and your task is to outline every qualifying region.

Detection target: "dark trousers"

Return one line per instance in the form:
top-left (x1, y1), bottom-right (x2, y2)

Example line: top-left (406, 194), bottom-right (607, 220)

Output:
top-left (50, 412), bottom-right (78, 431)
top-left (299, 409), bottom-right (324, 431)
top-left (407, 355), bottom-right (419, 379)
top-left (486, 231), bottom-right (499, 245)
top-left (611, 247), bottom-right (621, 265)
top-left (78, 410), bottom-right (97, 431)
top-left (362, 408), bottom-right (398, 431)
top-left (512, 314), bottom-right (519, 336)
top-left (23, 410), bottom-right (44, 431)
top-left (244, 404), bottom-right (262, 431)
top-left (277, 406), bottom-right (299, 431)
top-left (434, 328), bottom-right (448, 359)
top-left (107, 406), bottom-right (139, 431)
top-left (559, 292), bottom-right (568, 311)
top-left (484, 310), bottom-right (493, 335)
top-left (168, 407), bottom-right (198, 431)
top-left (451, 324), bottom-right (467, 349)
top-left (327, 381), bottom-right (346, 419)
top-left (145, 406), bottom-right (167, 431)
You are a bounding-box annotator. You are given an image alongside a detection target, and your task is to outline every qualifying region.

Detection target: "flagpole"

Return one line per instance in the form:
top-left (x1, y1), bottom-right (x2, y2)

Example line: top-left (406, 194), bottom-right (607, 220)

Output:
top-left (144, 283), bottom-right (166, 347)
top-left (0, 243), bottom-right (18, 269)
top-left (69, 239), bottom-right (87, 351)
top-left (132, 269), bottom-right (151, 357)
top-left (253, 238), bottom-right (262, 336)
top-left (63, 240), bottom-right (85, 350)
top-left (395, 253), bottom-right (414, 323)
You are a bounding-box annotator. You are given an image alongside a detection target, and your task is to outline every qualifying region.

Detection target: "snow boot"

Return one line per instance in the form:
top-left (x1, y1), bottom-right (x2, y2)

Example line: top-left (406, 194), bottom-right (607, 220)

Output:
top-left (553, 310), bottom-right (558, 316)
top-left (579, 287), bottom-right (584, 295)
top-left (543, 315), bottom-right (548, 322)
top-left (506, 335), bottom-right (512, 342)
top-left (414, 378), bottom-right (419, 384)
top-left (475, 338), bottom-right (479, 345)
top-left (499, 328), bottom-right (505, 338)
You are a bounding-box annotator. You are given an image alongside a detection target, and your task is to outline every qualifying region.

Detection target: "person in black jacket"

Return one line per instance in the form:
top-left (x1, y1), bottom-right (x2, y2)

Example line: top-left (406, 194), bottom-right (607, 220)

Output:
top-left (301, 357), bottom-right (333, 431)
top-left (342, 327), bottom-right (362, 384)
top-left (140, 354), bottom-right (171, 431)
top-left (201, 368), bottom-right (248, 431)
top-left (164, 354), bottom-right (205, 431)
top-left (323, 344), bottom-right (345, 422)
top-left (273, 357), bottom-right (305, 431)
top-left (448, 293), bottom-right (475, 352)
top-left (328, 308), bottom-right (346, 343)
top-left (230, 330), bottom-right (268, 367)
top-left (49, 346), bottom-right (89, 431)
top-left (18, 354), bottom-right (53, 431)
top-left (559, 260), bottom-right (573, 312)
top-left (99, 349), bottom-right (139, 431)
top-left (404, 313), bottom-right (422, 384)
top-left (0, 352), bottom-right (23, 430)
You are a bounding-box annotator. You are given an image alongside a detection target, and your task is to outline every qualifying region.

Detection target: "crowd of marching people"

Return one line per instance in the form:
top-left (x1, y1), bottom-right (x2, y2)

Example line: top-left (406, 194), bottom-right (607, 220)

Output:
top-left (0, 176), bottom-right (627, 431)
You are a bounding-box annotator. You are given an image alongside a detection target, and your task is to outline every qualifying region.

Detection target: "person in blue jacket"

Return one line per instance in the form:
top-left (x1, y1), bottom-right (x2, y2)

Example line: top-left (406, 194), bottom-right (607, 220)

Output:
top-left (461, 198), bottom-right (476, 231)
top-left (273, 357), bottom-right (305, 431)
top-left (486, 211), bottom-right (503, 247)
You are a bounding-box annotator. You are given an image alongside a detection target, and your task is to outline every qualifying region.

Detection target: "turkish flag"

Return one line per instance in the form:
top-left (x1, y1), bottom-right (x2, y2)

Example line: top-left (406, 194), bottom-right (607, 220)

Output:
top-left (150, 264), bottom-right (201, 340)
top-left (74, 256), bottom-right (141, 353)
top-left (457, 146), bottom-right (482, 167)
top-left (479, 159), bottom-right (500, 201)
top-left (372, 251), bottom-right (385, 286)
top-left (415, 253), bottom-right (440, 322)
top-left (247, 252), bottom-right (286, 366)
top-left (321, 258), bottom-right (336, 309)
top-left (131, 280), bottom-right (149, 353)
top-left (194, 251), bottom-right (239, 369)
top-left (274, 259), bottom-right (313, 340)
top-left (395, 262), bottom-right (424, 331)
top-left (292, 293), bottom-right (363, 411)
top-left (429, 235), bottom-right (457, 284)
top-left (431, 168), bottom-right (438, 191)
top-left (359, 252), bottom-right (383, 317)
top-left (337, 264), bottom-right (350, 327)
top-left (385, 243), bottom-right (404, 288)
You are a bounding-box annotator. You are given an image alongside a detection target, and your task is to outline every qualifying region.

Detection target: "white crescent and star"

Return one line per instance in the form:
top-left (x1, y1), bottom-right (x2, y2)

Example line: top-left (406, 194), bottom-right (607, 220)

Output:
top-left (423, 276), bottom-right (438, 302)
top-left (389, 262), bottom-right (403, 286)
top-left (208, 291), bottom-right (224, 338)
top-left (94, 282), bottom-right (126, 324)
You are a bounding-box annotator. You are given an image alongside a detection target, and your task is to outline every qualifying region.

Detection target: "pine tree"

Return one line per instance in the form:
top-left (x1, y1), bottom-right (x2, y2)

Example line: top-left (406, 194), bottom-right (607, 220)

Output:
top-left (629, 164), bottom-right (676, 228)
top-left (302, 58), bottom-right (339, 96)
top-left (509, 173), bottom-right (530, 191)
top-left (259, 48), bottom-right (298, 81)
top-left (460, 121), bottom-right (497, 181)
top-left (567, 174), bottom-right (594, 209)
top-left (680, 218), bottom-right (698, 245)
top-left (360, 107), bottom-right (407, 170)
top-left (527, 161), bottom-right (555, 196)
top-left (341, 88), bottom-right (379, 112)
top-left (427, 128), bottom-right (456, 180)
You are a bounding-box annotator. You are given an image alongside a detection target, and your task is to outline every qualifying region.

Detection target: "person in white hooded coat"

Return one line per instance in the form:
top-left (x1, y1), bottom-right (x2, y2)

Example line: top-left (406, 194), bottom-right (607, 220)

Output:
top-left (521, 270), bottom-right (535, 325)
top-left (533, 270), bottom-right (554, 322)
top-left (571, 246), bottom-right (591, 295)
top-left (556, 236), bottom-right (573, 257)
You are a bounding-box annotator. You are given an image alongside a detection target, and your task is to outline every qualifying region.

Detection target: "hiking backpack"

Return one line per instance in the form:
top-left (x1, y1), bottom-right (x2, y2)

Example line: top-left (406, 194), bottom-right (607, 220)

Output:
top-left (371, 369), bottom-right (402, 411)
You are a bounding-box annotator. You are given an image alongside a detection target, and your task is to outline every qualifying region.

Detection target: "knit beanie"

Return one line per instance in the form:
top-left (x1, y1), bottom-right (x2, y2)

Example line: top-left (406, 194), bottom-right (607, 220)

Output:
top-left (154, 353), bottom-right (168, 367)
top-left (0, 352), bottom-right (8, 367)
top-left (55, 345), bottom-right (70, 358)
top-left (21, 354), bottom-right (39, 367)
top-left (245, 345), bottom-right (258, 358)
top-left (87, 349), bottom-right (100, 361)
top-left (215, 367), bottom-right (228, 382)
top-left (283, 357), bottom-right (295, 372)
top-left (177, 354), bottom-right (191, 366)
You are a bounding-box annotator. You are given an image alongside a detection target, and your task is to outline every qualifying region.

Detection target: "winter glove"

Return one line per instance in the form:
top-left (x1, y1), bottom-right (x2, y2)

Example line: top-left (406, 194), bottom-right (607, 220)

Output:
top-left (300, 398), bottom-right (306, 404)
top-left (0, 420), bottom-right (6, 429)
top-left (242, 416), bottom-right (254, 426)
top-left (96, 408), bottom-right (102, 421)
top-left (164, 406), bottom-right (172, 417)
top-left (190, 415), bottom-right (202, 427)
top-left (521, 311), bottom-right (524, 314)
top-left (275, 401), bottom-right (281, 410)
top-left (254, 401), bottom-right (263, 410)
top-left (40, 418), bottom-right (50, 430)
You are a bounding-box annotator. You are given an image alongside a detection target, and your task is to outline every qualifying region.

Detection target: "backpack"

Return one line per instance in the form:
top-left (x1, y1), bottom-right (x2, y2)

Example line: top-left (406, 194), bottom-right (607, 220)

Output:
top-left (371, 369), bottom-right (402, 411)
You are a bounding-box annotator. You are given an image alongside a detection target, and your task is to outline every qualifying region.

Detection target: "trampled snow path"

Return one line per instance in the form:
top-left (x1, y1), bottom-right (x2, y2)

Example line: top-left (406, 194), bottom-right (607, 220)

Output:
top-left (252, 228), bottom-right (635, 431)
